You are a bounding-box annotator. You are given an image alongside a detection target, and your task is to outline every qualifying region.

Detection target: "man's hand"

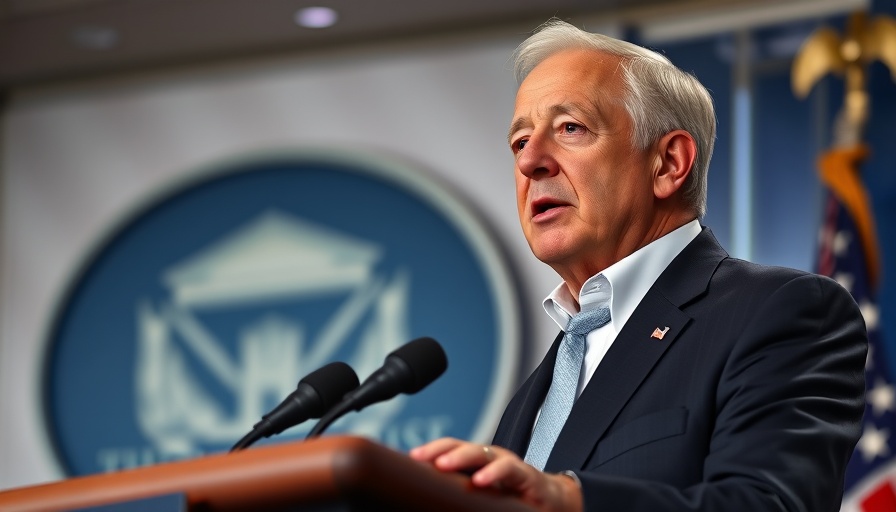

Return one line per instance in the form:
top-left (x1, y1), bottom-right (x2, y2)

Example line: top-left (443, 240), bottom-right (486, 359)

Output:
top-left (409, 438), bottom-right (583, 512)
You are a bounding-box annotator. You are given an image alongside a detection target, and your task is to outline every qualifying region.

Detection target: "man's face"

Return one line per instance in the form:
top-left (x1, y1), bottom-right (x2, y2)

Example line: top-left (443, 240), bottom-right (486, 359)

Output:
top-left (509, 49), bottom-right (656, 278)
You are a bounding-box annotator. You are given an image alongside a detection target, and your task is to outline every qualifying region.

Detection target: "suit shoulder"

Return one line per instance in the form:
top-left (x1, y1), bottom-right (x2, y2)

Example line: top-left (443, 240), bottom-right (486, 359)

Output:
top-left (705, 258), bottom-right (859, 322)
top-left (716, 257), bottom-right (844, 291)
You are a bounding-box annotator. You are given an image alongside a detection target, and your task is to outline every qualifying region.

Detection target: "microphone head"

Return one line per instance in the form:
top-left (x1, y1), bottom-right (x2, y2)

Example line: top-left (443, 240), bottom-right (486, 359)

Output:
top-left (299, 361), bottom-right (360, 414)
top-left (304, 338), bottom-right (448, 439)
top-left (386, 337), bottom-right (448, 394)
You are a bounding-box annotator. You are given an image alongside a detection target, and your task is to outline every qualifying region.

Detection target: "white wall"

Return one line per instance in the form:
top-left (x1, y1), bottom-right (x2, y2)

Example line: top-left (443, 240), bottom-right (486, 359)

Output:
top-left (0, 30), bottom-right (565, 488)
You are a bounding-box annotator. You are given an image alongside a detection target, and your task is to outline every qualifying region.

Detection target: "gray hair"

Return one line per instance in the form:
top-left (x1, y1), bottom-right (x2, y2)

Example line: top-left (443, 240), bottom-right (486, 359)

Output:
top-left (513, 19), bottom-right (716, 217)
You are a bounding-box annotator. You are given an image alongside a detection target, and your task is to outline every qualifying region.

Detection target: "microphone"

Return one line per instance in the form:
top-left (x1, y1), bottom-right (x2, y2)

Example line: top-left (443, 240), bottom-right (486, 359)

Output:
top-left (230, 361), bottom-right (360, 451)
top-left (306, 337), bottom-right (448, 439)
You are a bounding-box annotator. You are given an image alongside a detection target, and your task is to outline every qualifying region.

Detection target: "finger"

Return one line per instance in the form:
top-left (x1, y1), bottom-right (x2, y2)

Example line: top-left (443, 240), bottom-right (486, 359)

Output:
top-left (432, 441), bottom-right (497, 471)
top-left (408, 437), bottom-right (464, 462)
top-left (440, 443), bottom-right (499, 471)
top-left (482, 444), bottom-right (497, 463)
top-left (470, 454), bottom-right (533, 489)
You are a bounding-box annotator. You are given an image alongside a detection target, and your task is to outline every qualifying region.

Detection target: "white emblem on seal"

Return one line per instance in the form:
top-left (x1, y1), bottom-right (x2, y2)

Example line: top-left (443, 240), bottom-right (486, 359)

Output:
top-left (134, 211), bottom-right (409, 458)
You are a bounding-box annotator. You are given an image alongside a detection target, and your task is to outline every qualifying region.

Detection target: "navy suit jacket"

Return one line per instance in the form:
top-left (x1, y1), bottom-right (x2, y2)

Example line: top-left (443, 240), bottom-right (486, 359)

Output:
top-left (492, 227), bottom-right (867, 511)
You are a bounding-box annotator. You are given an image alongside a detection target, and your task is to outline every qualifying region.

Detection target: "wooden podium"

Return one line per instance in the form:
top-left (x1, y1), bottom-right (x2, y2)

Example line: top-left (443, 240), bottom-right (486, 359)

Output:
top-left (0, 436), bottom-right (537, 511)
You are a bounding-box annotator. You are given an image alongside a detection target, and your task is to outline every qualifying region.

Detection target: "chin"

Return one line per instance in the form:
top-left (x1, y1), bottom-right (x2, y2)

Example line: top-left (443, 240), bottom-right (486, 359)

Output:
top-left (530, 244), bottom-right (573, 267)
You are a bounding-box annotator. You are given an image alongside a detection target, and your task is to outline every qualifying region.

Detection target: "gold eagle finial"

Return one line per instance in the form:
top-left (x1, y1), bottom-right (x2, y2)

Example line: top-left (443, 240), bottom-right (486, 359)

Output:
top-left (792, 11), bottom-right (896, 144)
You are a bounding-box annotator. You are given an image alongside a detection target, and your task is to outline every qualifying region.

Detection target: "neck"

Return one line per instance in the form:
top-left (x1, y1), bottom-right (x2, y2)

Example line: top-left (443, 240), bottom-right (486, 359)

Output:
top-left (556, 213), bottom-right (695, 297)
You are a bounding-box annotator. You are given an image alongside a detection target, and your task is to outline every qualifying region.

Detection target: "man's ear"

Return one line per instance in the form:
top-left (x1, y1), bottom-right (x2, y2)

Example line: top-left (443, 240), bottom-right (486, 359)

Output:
top-left (653, 130), bottom-right (697, 200)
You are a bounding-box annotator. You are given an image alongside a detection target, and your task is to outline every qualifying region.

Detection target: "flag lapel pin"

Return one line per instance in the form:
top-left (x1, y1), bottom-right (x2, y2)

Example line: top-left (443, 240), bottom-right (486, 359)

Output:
top-left (651, 326), bottom-right (670, 340)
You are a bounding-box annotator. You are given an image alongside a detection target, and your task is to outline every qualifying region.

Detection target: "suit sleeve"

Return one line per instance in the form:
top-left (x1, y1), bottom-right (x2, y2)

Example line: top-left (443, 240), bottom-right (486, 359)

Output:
top-left (575, 273), bottom-right (867, 512)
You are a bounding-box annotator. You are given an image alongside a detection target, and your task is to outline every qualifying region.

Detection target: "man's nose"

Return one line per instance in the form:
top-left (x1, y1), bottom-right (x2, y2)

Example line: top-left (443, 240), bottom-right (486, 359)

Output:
top-left (516, 134), bottom-right (560, 180)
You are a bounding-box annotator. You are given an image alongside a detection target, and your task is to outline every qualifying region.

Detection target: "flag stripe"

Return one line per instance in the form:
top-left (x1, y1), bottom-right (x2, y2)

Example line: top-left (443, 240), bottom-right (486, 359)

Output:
top-left (860, 481), bottom-right (896, 512)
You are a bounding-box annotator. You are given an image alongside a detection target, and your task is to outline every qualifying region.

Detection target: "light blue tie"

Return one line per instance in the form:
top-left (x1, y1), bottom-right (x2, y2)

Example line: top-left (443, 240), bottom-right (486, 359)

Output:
top-left (524, 306), bottom-right (611, 470)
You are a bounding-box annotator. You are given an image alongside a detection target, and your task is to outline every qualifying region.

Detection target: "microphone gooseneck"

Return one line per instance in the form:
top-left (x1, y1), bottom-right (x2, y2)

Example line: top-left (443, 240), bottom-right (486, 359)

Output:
top-left (230, 361), bottom-right (360, 451)
top-left (306, 337), bottom-right (448, 439)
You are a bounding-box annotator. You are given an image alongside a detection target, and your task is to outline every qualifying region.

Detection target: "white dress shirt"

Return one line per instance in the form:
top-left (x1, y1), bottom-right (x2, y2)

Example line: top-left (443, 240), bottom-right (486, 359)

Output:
top-left (542, 219), bottom-right (702, 398)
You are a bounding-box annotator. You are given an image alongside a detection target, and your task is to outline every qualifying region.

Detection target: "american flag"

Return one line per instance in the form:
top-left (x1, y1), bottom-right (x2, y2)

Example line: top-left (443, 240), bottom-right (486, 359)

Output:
top-left (816, 147), bottom-right (896, 512)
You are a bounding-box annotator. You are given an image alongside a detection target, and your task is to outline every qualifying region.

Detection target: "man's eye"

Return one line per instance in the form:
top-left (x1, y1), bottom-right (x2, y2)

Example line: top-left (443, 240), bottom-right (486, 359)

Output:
top-left (515, 138), bottom-right (528, 151)
top-left (563, 123), bottom-right (584, 134)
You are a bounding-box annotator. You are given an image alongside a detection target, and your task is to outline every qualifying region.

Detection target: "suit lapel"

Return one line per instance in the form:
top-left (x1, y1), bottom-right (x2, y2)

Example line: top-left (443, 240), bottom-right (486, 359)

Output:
top-left (494, 331), bottom-right (563, 456)
top-left (544, 227), bottom-right (728, 472)
top-left (544, 292), bottom-right (690, 471)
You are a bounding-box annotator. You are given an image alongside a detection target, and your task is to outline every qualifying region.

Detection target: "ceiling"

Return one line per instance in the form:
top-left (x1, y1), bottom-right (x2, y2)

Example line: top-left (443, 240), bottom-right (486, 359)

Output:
top-left (0, 0), bottom-right (859, 89)
top-left (0, 0), bottom-right (721, 88)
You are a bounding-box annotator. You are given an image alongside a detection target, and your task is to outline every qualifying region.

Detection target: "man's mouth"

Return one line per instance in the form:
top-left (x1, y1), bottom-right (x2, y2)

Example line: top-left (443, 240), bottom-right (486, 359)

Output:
top-left (531, 198), bottom-right (569, 217)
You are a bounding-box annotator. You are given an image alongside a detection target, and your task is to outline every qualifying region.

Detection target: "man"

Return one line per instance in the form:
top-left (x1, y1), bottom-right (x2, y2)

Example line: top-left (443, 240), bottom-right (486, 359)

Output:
top-left (410, 19), bottom-right (868, 512)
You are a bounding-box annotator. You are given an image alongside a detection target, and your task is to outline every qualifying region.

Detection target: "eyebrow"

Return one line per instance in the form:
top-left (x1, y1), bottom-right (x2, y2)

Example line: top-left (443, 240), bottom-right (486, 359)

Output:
top-left (507, 117), bottom-right (530, 145)
top-left (506, 103), bottom-right (596, 144)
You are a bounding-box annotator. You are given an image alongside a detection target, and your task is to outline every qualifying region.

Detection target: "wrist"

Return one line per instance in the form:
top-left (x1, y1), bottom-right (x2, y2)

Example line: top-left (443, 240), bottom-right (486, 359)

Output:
top-left (554, 470), bottom-right (583, 512)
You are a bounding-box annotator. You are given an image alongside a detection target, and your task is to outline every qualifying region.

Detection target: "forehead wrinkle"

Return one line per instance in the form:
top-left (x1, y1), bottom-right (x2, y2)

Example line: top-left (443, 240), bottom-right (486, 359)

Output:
top-left (549, 103), bottom-right (593, 121)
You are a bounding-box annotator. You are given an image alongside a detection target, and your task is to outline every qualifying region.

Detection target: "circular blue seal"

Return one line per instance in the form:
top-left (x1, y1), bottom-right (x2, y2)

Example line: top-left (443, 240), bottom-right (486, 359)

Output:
top-left (42, 149), bottom-right (524, 476)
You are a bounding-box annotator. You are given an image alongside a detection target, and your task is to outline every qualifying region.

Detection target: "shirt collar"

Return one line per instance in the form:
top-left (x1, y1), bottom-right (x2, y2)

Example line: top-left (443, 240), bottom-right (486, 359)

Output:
top-left (543, 220), bottom-right (702, 331)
